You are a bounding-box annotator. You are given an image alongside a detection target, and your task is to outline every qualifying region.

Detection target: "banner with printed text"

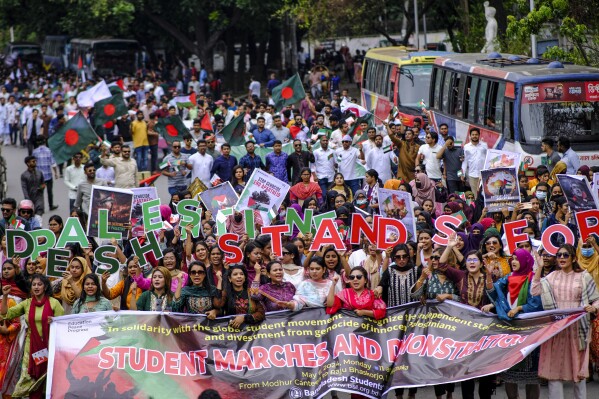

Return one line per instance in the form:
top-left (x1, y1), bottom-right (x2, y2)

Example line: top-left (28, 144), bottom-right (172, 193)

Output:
top-left (47, 302), bottom-right (583, 399)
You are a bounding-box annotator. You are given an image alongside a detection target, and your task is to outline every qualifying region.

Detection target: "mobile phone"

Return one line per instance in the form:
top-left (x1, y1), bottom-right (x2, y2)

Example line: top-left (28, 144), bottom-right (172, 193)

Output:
top-left (520, 202), bottom-right (533, 210)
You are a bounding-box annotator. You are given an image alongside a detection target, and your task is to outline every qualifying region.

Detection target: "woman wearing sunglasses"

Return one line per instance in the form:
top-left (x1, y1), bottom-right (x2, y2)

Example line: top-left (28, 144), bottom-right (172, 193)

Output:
top-left (173, 261), bottom-right (223, 318)
top-left (375, 244), bottom-right (421, 308)
top-left (531, 244), bottom-right (599, 399)
top-left (326, 266), bottom-right (386, 320)
top-left (481, 234), bottom-right (510, 279)
top-left (484, 248), bottom-right (543, 399)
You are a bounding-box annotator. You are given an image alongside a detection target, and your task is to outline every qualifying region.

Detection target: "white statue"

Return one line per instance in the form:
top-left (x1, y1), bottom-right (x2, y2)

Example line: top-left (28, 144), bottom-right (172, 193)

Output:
top-left (481, 1), bottom-right (498, 53)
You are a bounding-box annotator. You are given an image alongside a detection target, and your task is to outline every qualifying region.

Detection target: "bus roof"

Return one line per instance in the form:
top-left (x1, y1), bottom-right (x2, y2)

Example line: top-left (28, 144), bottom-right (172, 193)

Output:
top-left (365, 47), bottom-right (449, 64)
top-left (435, 53), bottom-right (599, 84)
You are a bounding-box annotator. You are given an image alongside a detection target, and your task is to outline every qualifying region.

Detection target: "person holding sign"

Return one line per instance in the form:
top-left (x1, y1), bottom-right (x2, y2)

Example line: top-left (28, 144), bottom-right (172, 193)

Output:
top-left (131, 267), bottom-right (174, 312)
top-left (58, 256), bottom-right (92, 314)
top-left (222, 265), bottom-right (264, 327)
top-left (531, 244), bottom-right (599, 399)
top-left (1, 274), bottom-right (64, 399)
top-left (483, 249), bottom-right (542, 399)
top-left (173, 262), bottom-right (223, 317)
top-left (71, 274), bottom-right (112, 314)
top-left (101, 256), bottom-right (143, 310)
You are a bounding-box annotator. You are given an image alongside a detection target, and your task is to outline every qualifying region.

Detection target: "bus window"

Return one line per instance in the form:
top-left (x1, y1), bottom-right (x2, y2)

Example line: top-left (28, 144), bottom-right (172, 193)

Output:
top-left (367, 62), bottom-right (378, 92)
top-left (450, 73), bottom-right (465, 117)
top-left (466, 77), bottom-right (479, 122)
top-left (430, 69), bottom-right (439, 109)
top-left (375, 63), bottom-right (386, 95)
top-left (476, 80), bottom-right (489, 125)
top-left (441, 71), bottom-right (452, 113)
top-left (493, 82), bottom-right (506, 132)
top-left (380, 63), bottom-right (391, 97)
top-left (503, 100), bottom-right (514, 141)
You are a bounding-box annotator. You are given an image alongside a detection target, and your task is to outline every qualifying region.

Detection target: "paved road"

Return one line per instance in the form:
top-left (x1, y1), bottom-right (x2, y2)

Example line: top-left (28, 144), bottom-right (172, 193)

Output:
top-left (3, 143), bottom-right (171, 223)
top-left (4, 143), bottom-right (599, 398)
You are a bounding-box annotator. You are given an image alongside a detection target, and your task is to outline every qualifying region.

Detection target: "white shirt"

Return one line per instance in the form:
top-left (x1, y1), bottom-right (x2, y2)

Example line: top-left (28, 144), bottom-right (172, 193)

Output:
top-left (461, 141), bottom-right (488, 178)
top-left (249, 81), bottom-right (261, 97)
top-left (330, 128), bottom-right (344, 149)
top-left (366, 146), bottom-right (393, 183)
top-left (312, 146), bottom-right (336, 180)
top-left (187, 152), bottom-right (214, 186)
top-left (5, 102), bottom-right (18, 124)
top-left (64, 164), bottom-right (86, 200)
top-left (96, 165), bottom-right (115, 186)
top-left (335, 147), bottom-right (362, 181)
top-left (417, 143), bottom-right (443, 180)
top-left (257, 112), bottom-right (273, 130)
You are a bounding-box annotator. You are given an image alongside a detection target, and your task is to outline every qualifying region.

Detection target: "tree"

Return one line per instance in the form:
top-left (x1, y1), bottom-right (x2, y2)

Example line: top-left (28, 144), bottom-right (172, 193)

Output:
top-left (506, 0), bottom-right (599, 66)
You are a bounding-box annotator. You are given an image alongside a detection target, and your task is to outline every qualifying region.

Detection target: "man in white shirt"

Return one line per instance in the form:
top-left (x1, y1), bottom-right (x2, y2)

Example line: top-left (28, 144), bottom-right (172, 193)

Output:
top-left (461, 128), bottom-right (488, 195)
top-left (330, 121), bottom-right (349, 149)
top-left (360, 127), bottom-right (378, 159)
top-left (336, 135), bottom-right (365, 195)
top-left (186, 139), bottom-right (213, 186)
top-left (312, 134), bottom-right (336, 197)
top-left (256, 104), bottom-right (274, 130)
top-left (366, 134), bottom-right (393, 184)
top-left (248, 76), bottom-right (261, 99)
top-left (416, 131), bottom-right (443, 181)
top-left (64, 153), bottom-right (86, 211)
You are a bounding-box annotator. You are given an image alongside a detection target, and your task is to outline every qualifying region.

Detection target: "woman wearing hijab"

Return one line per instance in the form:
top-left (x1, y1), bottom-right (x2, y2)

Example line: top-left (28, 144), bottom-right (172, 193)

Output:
top-left (59, 257), bottom-right (92, 314)
top-left (484, 249), bottom-right (542, 399)
top-left (549, 161), bottom-right (567, 183)
top-left (353, 189), bottom-right (372, 214)
top-left (410, 172), bottom-right (436, 208)
top-left (320, 190), bottom-right (338, 213)
top-left (577, 165), bottom-right (591, 181)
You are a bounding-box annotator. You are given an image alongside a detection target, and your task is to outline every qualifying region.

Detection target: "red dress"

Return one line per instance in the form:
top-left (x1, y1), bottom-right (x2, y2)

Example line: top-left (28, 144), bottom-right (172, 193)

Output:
top-left (326, 288), bottom-right (386, 320)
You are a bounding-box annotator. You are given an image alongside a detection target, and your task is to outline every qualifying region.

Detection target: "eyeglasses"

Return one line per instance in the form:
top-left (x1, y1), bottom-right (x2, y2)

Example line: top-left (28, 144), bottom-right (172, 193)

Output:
top-left (282, 251), bottom-right (291, 255)
top-left (190, 270), bottom-right (206, 275)
top-left (294, 144), bottom-right (301, 147)
top-left (172, 145), bottom-right (181, 148)
top-left (1, 208), bottom-right (12, 213)
top-left (19, 209), bottom-right (32, 215)
top-left (556, 252), bottom-right (570, 258)
top-left (466, 258), bottom-right (479, 263)
top-left (395, 254), bottom-right (409, 259)
top-left (348, 275), bottom-right (364, 280)
top-left (430, 255), bottom-right (441, 260)
top-left (486, 240), bottom-right (499, 245)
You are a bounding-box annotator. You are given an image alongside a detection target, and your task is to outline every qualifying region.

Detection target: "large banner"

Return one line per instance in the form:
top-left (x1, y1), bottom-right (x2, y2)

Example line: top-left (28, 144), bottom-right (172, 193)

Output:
top-left (48, 302), bottom-right (583, 399)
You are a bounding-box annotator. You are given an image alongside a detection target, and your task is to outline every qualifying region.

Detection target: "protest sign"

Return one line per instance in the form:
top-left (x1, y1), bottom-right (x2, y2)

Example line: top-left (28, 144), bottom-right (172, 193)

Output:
top-left (557, 174), bottom-right (598, 212)
top-left (378, 189), bottom-right (416, 242)
top-left (199, 182), bottom-right (239, 221)
top-left (483, 149), bottom-right (522, 170)
top-left (187, 177), bottom-right (209, 199)
top-left (48, 303), bottom-right (584, 399)
top-left (87, 186), bottom-right (133, 239)
top-left (480, 168), bottom-right (520, 212)
top-left (235, 169), bottom-right (290, 227)
top-left (130, 187), bottom-right (158, 237)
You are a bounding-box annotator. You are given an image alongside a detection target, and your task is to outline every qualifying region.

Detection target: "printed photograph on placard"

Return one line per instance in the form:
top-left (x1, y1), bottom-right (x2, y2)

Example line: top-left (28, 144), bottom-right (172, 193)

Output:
top-left (199, 182), bottom-right (239, 221)
top-left (480, 168), bottom-right (520, 212)
top-left (483, 149), bottom-right (522, 170)
top-left (87, 185), bottom-right (133, 238)
top-left (130, 187), bottom-right (158, 237)
top-left (378, 188), bottom-right (416, 241)
top-left (557, 174), bottom-right (598, 212)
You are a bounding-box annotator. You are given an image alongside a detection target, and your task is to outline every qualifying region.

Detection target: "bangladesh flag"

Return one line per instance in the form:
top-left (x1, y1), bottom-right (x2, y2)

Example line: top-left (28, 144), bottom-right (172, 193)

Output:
top-left (174, 92), bottom-right (196, 108)
top-left (93, 94), bottom-right (128, 128)
top-left (48, 112), bottom-right (98, 165)
top-left (155, 116), bottom-right (188, 144)
top-left (272, 73), bottom-right (306, 110)
top-left (220, 114), bottom-right (246, 146)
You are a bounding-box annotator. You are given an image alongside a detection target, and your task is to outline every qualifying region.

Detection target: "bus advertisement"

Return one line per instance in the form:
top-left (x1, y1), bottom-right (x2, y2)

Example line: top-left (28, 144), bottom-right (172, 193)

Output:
top-left (427, 53), bottom-right (599, 169)
top-left (361, 48), bottom-right (448, 127)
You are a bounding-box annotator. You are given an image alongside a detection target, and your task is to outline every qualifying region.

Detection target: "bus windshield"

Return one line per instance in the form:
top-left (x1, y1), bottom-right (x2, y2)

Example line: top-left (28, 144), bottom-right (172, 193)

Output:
top-left (398, 64), bottom-right (432, 108)
top-left (520, 81), bottom-right (599, 143)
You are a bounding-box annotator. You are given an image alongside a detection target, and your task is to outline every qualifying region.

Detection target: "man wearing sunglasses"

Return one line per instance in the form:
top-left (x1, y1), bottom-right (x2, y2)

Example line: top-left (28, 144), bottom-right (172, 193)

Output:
top-left (0, 198), bottom-right (31, 238)
top-left (18, 200), bottom-right (40, 229)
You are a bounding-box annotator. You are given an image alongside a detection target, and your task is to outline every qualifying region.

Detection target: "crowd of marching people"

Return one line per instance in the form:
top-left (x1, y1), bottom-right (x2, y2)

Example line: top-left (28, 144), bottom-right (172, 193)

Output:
top-left (1, 64), bottom-right (599, 399)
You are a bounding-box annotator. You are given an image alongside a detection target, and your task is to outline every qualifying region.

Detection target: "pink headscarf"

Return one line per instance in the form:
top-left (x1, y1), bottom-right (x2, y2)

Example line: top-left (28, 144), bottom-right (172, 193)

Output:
top-left (410, 173), bottom-right (436, 207)
top-left (511, 248), bottom-right (534, 277)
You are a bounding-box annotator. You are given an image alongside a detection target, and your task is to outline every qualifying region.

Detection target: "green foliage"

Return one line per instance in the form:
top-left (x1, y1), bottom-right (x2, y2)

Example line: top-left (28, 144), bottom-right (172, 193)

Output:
top-left (451, 2), bottom-right (487, 53)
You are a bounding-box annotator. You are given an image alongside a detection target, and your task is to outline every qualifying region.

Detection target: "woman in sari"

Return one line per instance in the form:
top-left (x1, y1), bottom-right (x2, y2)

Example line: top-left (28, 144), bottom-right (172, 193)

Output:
top-left (290, 167), bottom-right (323, 207)
top-left (0, 280), bottom-right (20, 396)
top-left (1, 274), bottom-right (64, 399)
top-left (71, 274), bottom-right (112, 314)
top-left (173, 261), bottom-right (223, 317)
top-left (132, 266), bottom-right (175, 312)
top-left (251, 261), bottom-right (296, 311)
top-left (58, 256), bottom-right (92, 314)
top-left (326, 266), bottom-right (386, 319)
top-left (2, 258), bottom-right (28, 302)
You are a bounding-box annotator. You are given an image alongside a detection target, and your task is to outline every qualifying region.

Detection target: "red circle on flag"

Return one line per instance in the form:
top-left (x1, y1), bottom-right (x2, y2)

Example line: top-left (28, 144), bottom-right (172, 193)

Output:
top-left (104, 121), bottom-right (114, 129)
top-left (166, 124), bottom-right (178, 137)
top-left (65, 129), bottom-right (79, 146)
top-left (281, 87), bottom-right (294, 99)
top-left (103, 104), bottom-right (116, 116)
